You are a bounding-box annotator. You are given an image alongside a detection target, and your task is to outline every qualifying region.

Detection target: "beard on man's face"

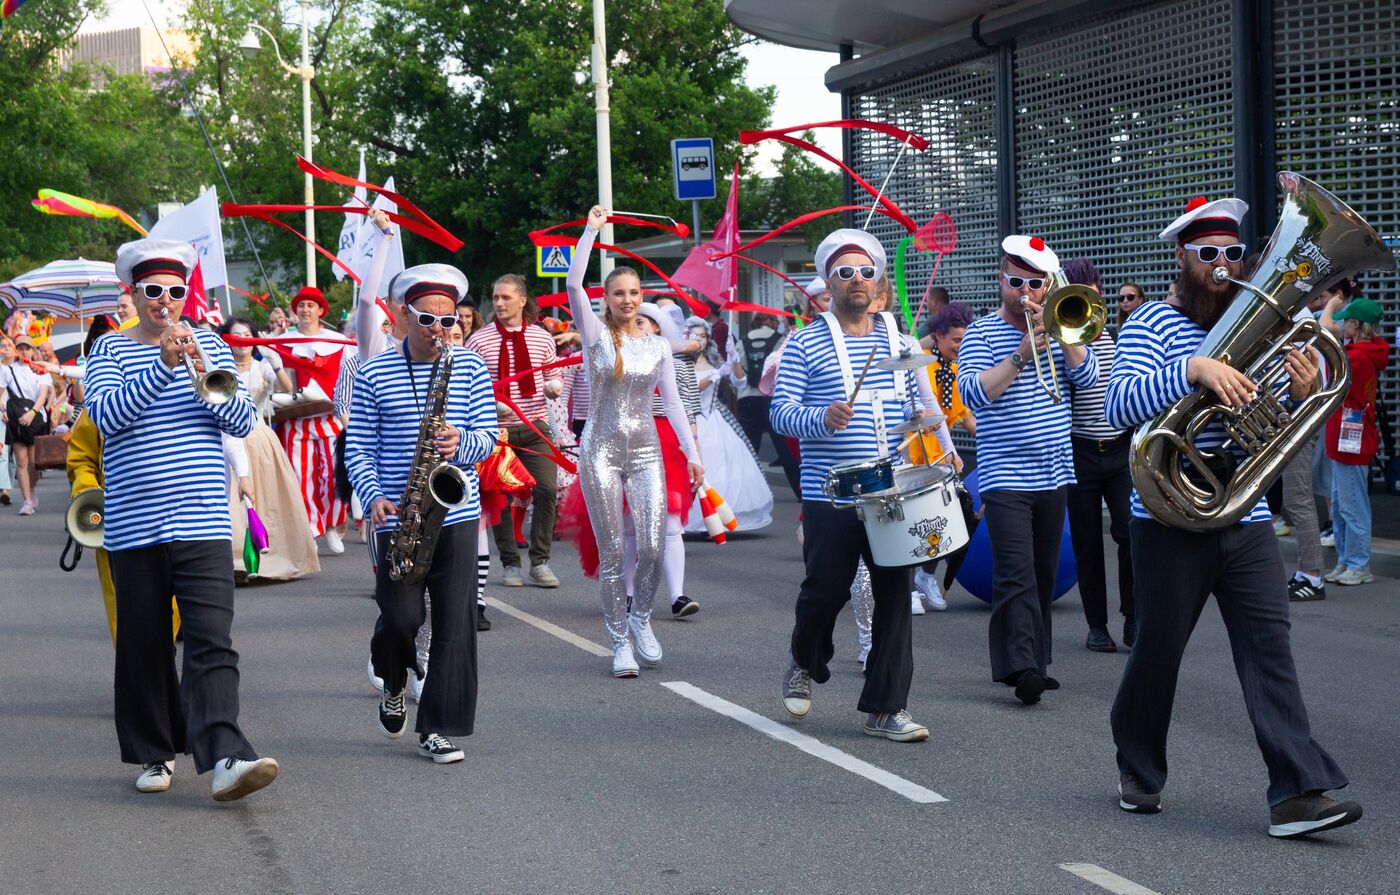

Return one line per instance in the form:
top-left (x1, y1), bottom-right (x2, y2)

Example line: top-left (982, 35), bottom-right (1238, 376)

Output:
top-left (1175, 261), bottom-right (1236, 329)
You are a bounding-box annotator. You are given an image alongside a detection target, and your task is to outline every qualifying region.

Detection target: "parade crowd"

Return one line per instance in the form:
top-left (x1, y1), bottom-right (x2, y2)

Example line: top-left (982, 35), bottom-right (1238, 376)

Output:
top-left (0, 189), bottom-right (1386, 842)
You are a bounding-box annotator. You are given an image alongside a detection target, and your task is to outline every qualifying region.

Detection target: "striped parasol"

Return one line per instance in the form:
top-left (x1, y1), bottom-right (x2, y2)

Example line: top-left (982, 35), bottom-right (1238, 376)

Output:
top-left (0, 258), bottom-right (123, 318)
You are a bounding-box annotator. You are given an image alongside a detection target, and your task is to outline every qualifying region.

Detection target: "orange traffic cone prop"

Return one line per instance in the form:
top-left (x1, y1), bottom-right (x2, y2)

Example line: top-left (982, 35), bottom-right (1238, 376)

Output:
top-left (699, 492), bottom-right (727, 544)
top-left (705, 486), bottom-right (739, 531)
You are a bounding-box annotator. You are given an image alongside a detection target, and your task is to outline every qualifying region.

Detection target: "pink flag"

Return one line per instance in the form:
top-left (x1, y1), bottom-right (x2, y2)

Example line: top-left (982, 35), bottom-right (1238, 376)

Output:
top-left (672, 163), bottom-right (740, 307)
top-left (184, 261), bottom-right (223, 325)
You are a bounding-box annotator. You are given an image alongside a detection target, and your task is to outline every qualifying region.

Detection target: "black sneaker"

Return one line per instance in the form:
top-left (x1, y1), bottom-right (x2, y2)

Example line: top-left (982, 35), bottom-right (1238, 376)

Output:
top-left (477, 605), bottom-right (492, 631)
top-left (378, 687), bottom-right (407, 738)
top-left (1086, 626), bottom-right (1117, 652)
top-left (782, 657), bottom-right (812, 719)
top-left (1014, 670), bottom-right (1046, 705)
top-left (671, 595), bottom-right (700, 618)
top-left (1043, 675), bottom-right (1061, 691)
top-left (1118, 775), bottom-right (1162, 813)
top-left (1288, 577), bottom-right (1326, 602)
top-left (1122, 617), bottom-right (1137, 648)
top-left (417, 733), bottom-right (465, 764)
top-left (1268, 791), bottom-right (1361, 838)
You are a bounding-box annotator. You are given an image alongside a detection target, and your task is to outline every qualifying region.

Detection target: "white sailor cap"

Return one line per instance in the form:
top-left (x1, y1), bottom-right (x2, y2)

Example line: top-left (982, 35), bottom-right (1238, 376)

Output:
top-left (815, 229), bottom-right (887, 280)
top-left (1158, 196), bottom-right (1248, 243)
top-left (1001, 235), bottom-right (1059, 275)
top-left (636, 302), bottom-right (685, 344)
top-left (806, 277), bottom-right (827, 296)
top-left (115, 239), bottom-right (198, 285)
top-left (389, 264), bottom-right (470, 305)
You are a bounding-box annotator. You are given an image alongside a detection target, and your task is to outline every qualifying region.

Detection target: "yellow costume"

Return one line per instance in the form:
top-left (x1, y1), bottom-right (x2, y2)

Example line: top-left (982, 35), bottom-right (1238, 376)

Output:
top-left (65, 411), bottom-right (179, 643)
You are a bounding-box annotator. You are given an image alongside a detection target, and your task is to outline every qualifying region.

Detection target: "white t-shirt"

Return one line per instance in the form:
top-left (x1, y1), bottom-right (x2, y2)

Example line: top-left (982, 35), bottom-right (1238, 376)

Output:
top-left (2, 361), bottom-right (47, 406)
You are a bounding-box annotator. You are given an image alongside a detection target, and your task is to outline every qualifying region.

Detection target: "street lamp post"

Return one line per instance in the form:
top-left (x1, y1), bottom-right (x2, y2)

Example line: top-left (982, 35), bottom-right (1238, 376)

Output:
top-left (239, 1), bottom-right (317, 288)
top-left (591, 0), bottom-right (614, 277)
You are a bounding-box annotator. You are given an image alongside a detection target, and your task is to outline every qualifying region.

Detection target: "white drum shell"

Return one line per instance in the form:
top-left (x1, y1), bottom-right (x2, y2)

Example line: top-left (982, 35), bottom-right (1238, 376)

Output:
top-left (855, 465), bottom-right (969, 568)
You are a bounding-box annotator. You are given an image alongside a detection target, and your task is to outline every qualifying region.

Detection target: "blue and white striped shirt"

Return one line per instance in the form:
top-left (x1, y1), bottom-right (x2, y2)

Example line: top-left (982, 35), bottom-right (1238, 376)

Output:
top-left (1104, 301), bottom-right (1270, 523)
top-left (344, 343), bottom-right (499, 533)
top-left (85, 330), bottom-right (257, 551)
top-left (770, 315), bottom-right (924, 503)
top-left (958, 312), bottom-right (1098, 493)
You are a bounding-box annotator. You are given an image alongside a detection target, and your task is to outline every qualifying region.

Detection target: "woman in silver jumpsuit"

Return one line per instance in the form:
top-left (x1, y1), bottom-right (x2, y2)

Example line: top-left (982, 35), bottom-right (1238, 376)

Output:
top-left (567, 207), bottom-right (703, 677)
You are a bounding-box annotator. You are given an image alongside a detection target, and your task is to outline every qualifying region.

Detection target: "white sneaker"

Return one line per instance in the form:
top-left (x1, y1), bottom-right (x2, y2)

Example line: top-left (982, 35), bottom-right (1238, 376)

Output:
top-left (135, 761), bottom-right (174, 793)
top-left (211, 757), bottom-right (279, 802)
top-left (1272, 515), bottom-right (1292, 537)
top-left (408, 668), bottom-right (425, 704)
top-left (628, 616), bottom-right (663, 667)
top-left (324, 529), bottom-right (345, 555)
top-left (914, 568), bottom-right (947, 611)
top-left (910, 592), bottom-right (926, 616)
top-left (367, 656), bottom-right (383, 693)
top-left (1324, 563), bottom-right (1347, 583)
top-left (612, 642), bottom-right (640, 678)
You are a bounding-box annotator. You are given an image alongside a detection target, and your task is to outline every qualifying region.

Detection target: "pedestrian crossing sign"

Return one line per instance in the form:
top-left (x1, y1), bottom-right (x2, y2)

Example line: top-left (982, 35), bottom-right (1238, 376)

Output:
top-left (536, 243), bottom-right (573, 277)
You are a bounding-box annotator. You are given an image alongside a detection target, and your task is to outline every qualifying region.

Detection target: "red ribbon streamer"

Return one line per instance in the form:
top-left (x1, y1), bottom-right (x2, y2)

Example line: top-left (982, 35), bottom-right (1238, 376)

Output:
top-left (719, 300), bottom-right (810, 324)
top-left (731, 254), bottom-right (817, 300)
top-left (740, 121), bottom-right (923, 233)
top-left (709, 205), bottom-right (903, 260)
top-left (226, 283), bottom-right (270, 307)
top-left (490, 355), bottom-right (583, 474)
top-left (529, 214), bottom-right (689, 245)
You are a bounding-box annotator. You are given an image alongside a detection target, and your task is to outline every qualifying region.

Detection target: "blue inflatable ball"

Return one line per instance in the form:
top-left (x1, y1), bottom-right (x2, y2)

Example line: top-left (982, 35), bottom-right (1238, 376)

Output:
top-left (952, 468), bottom-right (1078, 605)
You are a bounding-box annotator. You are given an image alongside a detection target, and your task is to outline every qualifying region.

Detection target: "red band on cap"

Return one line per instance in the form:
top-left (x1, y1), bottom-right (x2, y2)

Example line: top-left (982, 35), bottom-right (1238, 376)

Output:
top-left (1178, 216), bottom-right (1240, 243)
top-left (405, 281), bottom-right (457, 303)
top-left (131, 258), bottom-right (187, 282)
top-left (825, 243), bottom-right (874, 273)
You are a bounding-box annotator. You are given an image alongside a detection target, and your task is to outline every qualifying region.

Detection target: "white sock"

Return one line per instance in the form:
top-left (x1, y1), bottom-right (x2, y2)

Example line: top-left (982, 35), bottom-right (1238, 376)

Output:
top-left (1294, 570), bottom-right (1323, 588)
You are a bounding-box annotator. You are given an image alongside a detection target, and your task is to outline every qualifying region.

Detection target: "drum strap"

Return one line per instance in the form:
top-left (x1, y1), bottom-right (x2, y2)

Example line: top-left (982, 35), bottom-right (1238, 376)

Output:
top-left (820, 311), bottom-right (905, 457)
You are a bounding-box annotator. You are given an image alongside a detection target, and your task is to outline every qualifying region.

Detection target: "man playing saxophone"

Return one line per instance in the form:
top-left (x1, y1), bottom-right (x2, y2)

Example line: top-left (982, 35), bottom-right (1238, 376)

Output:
top-left (1104, 196), bottom-right (1359, 838)
top-left (345, 264), bottom-right (498, 764)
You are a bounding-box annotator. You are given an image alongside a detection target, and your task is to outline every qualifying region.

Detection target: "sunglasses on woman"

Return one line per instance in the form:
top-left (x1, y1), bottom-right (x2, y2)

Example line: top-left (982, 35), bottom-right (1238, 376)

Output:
top-left (1001, 272), bottom-right (1046, 291)
top-left (831, 265), bottom-right (877, 281)
top-left (1183, 242), bottom-right (1246, 264)
top-left (137, 283), bottom-right (189, 301)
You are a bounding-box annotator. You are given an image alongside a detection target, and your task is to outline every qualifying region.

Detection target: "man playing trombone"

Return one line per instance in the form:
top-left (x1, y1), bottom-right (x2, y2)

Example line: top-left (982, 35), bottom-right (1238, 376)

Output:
top-left (85, 239), bottom-right (279, 801)
top-left (957, 235), bottom-right (1099, 705)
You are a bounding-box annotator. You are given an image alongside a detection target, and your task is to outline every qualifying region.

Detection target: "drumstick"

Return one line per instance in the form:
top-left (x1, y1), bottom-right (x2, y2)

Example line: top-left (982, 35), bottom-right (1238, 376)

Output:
top-left (849, 346), bottom-right (878, 404)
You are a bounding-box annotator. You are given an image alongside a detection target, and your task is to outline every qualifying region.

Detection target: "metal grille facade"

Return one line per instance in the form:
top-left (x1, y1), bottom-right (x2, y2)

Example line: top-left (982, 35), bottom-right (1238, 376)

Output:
top-left (849, 55), bottom-right (1000, 314)
top-left (1015, 0), bottom-right (1236, 303)
top-left (1274, 0), bottom-right (1400, 427)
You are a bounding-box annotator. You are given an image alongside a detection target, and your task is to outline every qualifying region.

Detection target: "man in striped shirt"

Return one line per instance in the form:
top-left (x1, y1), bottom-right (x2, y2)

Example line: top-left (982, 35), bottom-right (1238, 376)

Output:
top-left (1105, 196), bottom-right (1358, 837)
top-left (771, 228), bottom-right (931, 744)
top-left (87, 239), bottom-right (279, 801)
top-left (1060, 258), bottom-right (1135, 655)
top-left (957, 236), bottom-right (1099, 706)
top-left (466, 275), bottom-right (563, 589)
top-left (345, 264), bottom-right (498, 764)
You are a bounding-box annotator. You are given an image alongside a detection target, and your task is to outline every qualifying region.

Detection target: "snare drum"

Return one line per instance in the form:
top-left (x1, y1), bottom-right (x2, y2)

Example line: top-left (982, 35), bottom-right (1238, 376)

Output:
top-left (821, 455), bottom-right (896, 499)
top-left (854, 464), bottom-right (970, 567)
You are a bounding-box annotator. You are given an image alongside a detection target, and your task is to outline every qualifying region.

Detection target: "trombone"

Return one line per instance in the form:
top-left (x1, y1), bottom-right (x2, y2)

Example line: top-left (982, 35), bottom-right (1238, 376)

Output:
top-left (160, 307), bottom-right (239, 405)
top-left (1020, 269), bottom-right (1107, 403)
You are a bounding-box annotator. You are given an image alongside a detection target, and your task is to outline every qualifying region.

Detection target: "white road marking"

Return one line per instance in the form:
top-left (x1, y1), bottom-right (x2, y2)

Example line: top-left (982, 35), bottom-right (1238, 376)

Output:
top-left (484, 597), bottom-right (611, 657)
top-left (1059, 863), bottom-right (1164, 895)
top-left (660, 680), bottom-right (948, 805)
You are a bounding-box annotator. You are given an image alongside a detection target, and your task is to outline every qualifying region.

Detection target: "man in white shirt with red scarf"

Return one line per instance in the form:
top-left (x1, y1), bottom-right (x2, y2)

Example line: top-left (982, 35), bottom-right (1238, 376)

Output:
top-left (466, 274), bottom-right (564, 588)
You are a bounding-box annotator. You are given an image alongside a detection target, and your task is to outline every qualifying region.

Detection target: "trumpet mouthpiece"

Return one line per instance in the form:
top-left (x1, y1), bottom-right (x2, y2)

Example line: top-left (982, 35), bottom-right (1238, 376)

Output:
top-left (1212, 268), bottom-right (1230, 282)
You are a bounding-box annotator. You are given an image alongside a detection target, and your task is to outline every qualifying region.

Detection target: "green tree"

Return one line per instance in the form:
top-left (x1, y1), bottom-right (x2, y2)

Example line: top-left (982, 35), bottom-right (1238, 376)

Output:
top-left (0, 0), bottom-right (208, 267)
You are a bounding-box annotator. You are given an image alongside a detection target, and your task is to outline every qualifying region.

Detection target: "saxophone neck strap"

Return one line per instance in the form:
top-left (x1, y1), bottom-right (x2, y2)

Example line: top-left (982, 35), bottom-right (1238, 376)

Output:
top-left (402, 338), bottom-right (445, 415)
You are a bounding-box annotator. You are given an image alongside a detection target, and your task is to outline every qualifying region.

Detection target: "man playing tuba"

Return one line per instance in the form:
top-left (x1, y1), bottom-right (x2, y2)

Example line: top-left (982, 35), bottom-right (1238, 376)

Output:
top-left (1104, 196), bottom-right (1359, 838)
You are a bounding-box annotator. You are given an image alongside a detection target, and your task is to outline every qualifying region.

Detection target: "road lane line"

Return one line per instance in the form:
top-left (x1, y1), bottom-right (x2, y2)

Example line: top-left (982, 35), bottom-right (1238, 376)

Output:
top-left (660, 680), bottom-right (948, 805)
top-left (485, 597), bottom-right (611, 657)
top-left (1059, 863), bottom-right (1164, 895)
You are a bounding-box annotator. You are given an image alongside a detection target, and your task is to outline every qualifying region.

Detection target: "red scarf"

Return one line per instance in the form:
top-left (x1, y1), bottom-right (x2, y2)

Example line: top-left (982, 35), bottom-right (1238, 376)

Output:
top-left (495, 318), bottom-right (536, 397)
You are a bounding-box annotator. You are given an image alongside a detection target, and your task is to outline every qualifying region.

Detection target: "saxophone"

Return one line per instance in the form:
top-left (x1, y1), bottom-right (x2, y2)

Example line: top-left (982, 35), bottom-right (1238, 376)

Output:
top-left (1132, 172), bottom-right (1396, 530)
top-left (385, 337), bottom-right (473, 583)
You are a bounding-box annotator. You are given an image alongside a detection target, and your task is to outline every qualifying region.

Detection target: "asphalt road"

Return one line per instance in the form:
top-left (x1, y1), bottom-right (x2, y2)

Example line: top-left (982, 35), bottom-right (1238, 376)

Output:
top-left (2, 471), bottom-right (1396, 895)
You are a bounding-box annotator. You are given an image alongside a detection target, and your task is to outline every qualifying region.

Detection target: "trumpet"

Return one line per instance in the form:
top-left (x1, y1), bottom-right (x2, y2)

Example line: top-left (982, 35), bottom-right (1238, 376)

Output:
top-left (1021, 270), bottom-right (1107, 403)
top-left (160, 307), bottom-right (239, 405)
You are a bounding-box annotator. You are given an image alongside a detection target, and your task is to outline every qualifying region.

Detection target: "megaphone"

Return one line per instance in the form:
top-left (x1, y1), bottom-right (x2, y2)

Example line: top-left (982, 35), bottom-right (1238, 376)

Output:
top-left (65, 488), bottom-right (105, 549)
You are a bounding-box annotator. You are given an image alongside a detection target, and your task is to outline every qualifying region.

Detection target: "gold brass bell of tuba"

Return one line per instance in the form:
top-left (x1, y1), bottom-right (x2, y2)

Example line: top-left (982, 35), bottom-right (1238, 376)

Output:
top-left (1022, 269), bottom-right (1108, 403)
top-left (1132, 171), bottom-right (1396, 530)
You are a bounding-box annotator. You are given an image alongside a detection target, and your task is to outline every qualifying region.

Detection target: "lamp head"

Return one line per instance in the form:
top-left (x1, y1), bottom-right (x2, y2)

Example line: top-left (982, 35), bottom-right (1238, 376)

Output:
top-left (238, 27), bottom-right (262, 60)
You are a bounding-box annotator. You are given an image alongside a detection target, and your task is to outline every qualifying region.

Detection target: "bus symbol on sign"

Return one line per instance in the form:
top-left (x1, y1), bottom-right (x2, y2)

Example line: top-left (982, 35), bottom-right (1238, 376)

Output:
top-left (680, 155), bottom-right (709, 172)
top-left (671, 137), bottom-right (716, 201)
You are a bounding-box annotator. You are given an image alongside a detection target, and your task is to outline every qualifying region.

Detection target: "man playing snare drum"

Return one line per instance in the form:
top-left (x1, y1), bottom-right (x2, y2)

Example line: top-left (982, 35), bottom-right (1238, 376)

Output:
top-left (770, 229), bottom-right (943, 742)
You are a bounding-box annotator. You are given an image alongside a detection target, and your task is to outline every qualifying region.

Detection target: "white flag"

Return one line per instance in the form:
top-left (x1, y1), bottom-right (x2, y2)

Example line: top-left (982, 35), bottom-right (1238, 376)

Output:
top-left (148, 186), bottom-right (227, 289)
top-left (333, 149), bottom-right (369, 282)
top-left (350, 176), bottom-right (405, 299)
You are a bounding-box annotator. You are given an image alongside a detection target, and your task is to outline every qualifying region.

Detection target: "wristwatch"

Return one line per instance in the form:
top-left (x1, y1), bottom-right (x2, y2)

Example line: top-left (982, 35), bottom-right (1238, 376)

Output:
top-left (1009, 352), bottom-right (1028, 370)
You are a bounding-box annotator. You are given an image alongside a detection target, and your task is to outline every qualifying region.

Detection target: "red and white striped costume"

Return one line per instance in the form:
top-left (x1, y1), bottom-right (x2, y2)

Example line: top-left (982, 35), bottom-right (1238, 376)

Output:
top-left (274, 330), bottom-right (352, 538)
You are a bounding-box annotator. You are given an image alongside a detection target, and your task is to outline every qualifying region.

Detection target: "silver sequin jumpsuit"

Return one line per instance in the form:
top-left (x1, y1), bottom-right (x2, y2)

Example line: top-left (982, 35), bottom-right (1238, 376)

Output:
top-left (568, 225), bottom-right (700, 648)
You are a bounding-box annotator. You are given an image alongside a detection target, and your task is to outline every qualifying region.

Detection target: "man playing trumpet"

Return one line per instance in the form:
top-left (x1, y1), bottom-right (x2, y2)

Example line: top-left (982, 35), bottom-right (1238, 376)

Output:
top-left (957, 236), bottom-right (1099, 705)
top-left (85, 239), bottom-right (279, 801)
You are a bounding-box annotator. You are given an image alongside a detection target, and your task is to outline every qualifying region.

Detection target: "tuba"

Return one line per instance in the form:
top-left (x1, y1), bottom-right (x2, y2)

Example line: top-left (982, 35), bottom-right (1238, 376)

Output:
top-left (1132, 172), bottom-right (1396, 530)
